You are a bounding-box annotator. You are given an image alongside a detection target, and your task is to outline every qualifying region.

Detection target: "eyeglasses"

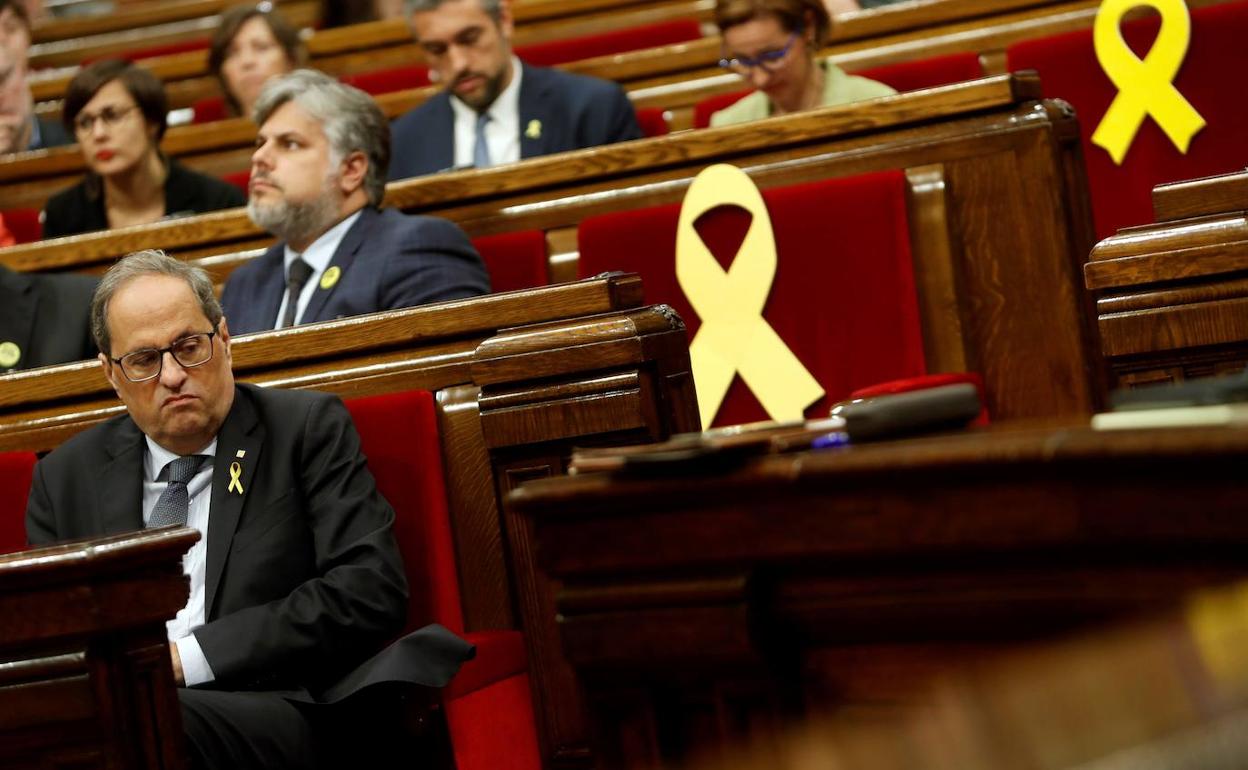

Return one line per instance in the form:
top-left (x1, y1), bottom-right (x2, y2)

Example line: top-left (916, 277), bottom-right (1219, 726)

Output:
top-left (718, 29), bottom-right (802, 75)
top-left (73, 104), bottom-right (137, 135)
top-left (111, 331), bottom-right (217, 383)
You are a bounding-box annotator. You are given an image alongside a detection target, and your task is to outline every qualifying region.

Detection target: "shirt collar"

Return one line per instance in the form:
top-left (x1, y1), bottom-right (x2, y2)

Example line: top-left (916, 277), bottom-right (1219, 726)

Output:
top-left (144, 436), bottom-right (218, 482)
top-left (449, 55), bottom-right (524, 123)
top-left (283, 208), bottom-right (364, 275)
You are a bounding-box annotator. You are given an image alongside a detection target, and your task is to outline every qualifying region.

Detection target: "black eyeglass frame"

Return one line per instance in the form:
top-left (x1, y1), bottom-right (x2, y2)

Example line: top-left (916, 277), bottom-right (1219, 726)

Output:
top-left (717, 27), bottom-right (804, 74)
top-left (110, 330), bottom-right (218, 383)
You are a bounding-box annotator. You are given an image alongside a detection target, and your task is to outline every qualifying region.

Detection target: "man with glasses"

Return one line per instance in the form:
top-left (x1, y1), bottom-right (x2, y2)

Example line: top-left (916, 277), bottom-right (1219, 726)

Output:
top-left (708, 0), bottom-right (895, 127)
top-left (26, 250), bottom-right (473, 769)
top-left (388, 0), bottom-right (642, 180)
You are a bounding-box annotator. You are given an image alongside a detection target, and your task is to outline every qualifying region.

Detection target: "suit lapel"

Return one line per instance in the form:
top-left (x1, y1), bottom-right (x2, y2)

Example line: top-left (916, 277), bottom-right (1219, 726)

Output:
top-left (204, 387), bottom-right (264, 619)
top-left (518, 65), bottom-right (555, 160)
top-left (0, 269), bottom-right (37, 373)
top-left (253, 244), bottom-right (287, 332)
top-left (99, 418), bottom-right (145, 534)
top-left (298, 208), bottom-right (374, 325)
top-left (429, 94), bottom-right (456, 172)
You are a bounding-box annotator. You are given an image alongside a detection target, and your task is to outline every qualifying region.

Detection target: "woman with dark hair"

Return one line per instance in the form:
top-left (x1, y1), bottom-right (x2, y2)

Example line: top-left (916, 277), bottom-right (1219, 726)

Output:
top-left (709, 0), bottom-right (895, 127)
top-left (208, 3), bottom-right (305, 118)
top-left (41, 60), bottom-right (244, 239)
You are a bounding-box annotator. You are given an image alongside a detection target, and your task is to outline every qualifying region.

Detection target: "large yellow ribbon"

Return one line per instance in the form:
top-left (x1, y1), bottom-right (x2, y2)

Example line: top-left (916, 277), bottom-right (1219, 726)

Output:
top-left (1092, 0), bottom-right (1206, 165)
top-left (676, 164), bottom-right (824, 430)
top-left (228, 461), bottom-right (245, 494)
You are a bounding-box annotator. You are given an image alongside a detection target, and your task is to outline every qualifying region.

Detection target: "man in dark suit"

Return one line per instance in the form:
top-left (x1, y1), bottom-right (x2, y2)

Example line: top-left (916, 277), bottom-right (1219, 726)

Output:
top-left (388, 0), bottom-right (642, 180)
top-left (27, 250), bottom-right (473, 769)
top-left (0, 265), bottom-right (96, 372)
top-left (0, 0), bottom-right (71, 154)
top-left (221, 70), bottom-right (489, 336)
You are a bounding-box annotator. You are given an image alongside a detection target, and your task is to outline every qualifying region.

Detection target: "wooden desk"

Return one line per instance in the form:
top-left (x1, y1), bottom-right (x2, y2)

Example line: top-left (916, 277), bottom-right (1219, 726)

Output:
top-left (1084, 168), bottom-right (1248, 388)
top-left (0, 527), bottom-right (198, 769)
top-left (509, 422), bottom-right (1248, 769)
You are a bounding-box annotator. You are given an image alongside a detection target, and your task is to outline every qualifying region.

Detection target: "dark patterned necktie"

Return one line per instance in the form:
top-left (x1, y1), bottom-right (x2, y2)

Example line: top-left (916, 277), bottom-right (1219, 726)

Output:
top-left (280, 258), bottom-right (314, 329)
top-left (147, 455), bottom-right (207, 528)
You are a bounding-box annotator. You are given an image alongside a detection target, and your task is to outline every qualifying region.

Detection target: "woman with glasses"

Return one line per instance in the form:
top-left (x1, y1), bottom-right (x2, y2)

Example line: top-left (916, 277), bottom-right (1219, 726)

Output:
top-left (709, 0), bottom-right (895, 127)
top-left (208, 3), bottom-right (305, 119)
top-left (41, 60), bottom-right (245, 240)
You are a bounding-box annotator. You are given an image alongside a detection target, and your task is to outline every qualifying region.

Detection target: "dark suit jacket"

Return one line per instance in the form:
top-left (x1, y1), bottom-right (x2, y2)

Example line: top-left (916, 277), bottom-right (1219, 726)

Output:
top-left (388, 62), bottom-right (642, 179)
top-left (26, 383), bottom-right (472, 695)
top-left (220, 206), bottom-right (490, 335)
top-left (32, 116), bottom-right (72, 151)
top-left (0, 265), bottom-right (97, 373)
top-left (41, 158), bottom-right (246, 240)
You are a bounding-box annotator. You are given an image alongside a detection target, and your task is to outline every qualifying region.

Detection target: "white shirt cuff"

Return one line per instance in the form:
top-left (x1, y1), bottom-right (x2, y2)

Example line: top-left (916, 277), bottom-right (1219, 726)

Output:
top-left (175, 633), bottom-right (216, 687)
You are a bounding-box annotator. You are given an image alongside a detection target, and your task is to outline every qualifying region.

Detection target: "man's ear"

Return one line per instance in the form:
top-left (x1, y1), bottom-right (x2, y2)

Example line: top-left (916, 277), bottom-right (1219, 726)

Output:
top-left (218, 317), bottom-right (232, 364)
top-left (339, 151), bottom-right (368, 197)
top-left (99, 353), bottom-right (122, 397)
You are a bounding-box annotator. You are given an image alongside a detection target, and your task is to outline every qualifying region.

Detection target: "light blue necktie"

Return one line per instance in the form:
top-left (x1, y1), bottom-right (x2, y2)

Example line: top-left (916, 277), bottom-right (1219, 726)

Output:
top-left (473, 112), bottom-right (492, 169)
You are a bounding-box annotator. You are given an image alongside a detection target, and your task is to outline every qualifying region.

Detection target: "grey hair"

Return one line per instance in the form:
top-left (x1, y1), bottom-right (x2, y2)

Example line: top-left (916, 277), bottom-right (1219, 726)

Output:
top-left (404, 0), bottom-right (502, 22)
top-left (91, 250), bottom-right (223, 357)
top-left (252, 69), bottom-right (390, 206)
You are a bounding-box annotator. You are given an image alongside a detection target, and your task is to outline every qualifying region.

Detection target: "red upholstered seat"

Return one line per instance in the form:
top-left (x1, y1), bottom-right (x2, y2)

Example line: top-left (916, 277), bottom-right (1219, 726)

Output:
top-left (0, 452), bottom-right (37, 554)
top-left (2, 207), bottom-right (42, 243)
top-left (191, 96), bottom-right (228, 124)
top-left (693, 51), bottom-right (983, 128)
top-left (222, 170), bottom-right (250, 196)
top-left (1007, 0), bottom-right (1248, 239)
top-left (340, 65), bottom-right (432, 95)
top-left (635, 107), bottom-right (670, 137)
top-left (515, 19), bottom-right (703, 66)
top-left (102, 39), bottom-right (210, 63)
top-left (471, 230), bottom-right (549, 292)
top-left (344, 390), bottom-right (540, 770)
top-left (578, 170), bottom-right (928, 427)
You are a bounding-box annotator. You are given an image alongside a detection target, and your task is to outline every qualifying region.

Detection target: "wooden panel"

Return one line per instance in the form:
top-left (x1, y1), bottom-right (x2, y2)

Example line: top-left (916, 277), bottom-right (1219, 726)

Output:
top-left (1152, 168), bottom-right (1248, 223)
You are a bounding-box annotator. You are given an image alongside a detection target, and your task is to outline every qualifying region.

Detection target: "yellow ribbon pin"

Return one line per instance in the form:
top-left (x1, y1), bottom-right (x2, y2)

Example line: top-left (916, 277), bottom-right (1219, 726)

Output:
top-left (319, 265), bottom-right (341, 290)
top-left (676, 164), bottom-right (824, 430)
top-left (1091, 0), bottom-right (1206, 165)
top-left (228, 461), bottom-right (244, 494)
top-left (525, 119), bottom-right (541, 139)
top-left (0, 341), bottom-right (20, 369)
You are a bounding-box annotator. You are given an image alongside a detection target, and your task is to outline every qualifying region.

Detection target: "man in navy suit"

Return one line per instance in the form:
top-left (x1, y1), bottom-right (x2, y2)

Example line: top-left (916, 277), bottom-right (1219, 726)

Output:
top-left (221, 70), bottom-right (490, 336)
top-left (388, 0), bottom-right (642, 180)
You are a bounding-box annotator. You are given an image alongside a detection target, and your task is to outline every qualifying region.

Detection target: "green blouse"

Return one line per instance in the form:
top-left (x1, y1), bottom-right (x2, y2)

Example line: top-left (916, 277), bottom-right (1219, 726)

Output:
top-left (709, 60), bottom-right (897, 128)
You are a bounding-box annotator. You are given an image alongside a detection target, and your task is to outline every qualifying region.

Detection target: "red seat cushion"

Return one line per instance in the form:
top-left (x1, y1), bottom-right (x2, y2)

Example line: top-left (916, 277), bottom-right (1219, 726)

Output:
top-left (1, 208), bottom-right (42, 243)
top-left (578, 170), bottom-right (926, 427)
top-left (222, 170), bottom-right (250, 195)
top-left (103, 39), bottom-right (210, 63)
top-left (471, 230), bottom-right (548, 293)
top-left (191, 96), bottom-right (228, 124)
top-left (515, 19), bottom-right (702, 66)
top-left (1007, 0), bottom-right (1248, 238)
top-left (344, 390), bottom-right (464, 634)
top-left (340, 65), bottom-right (432, 96)
top-left (635, 106), bottom-right (670, 137)
top-left (694, 51), bottom-right (983, 128)
top-left (0, 452), bottom-right (37, 554)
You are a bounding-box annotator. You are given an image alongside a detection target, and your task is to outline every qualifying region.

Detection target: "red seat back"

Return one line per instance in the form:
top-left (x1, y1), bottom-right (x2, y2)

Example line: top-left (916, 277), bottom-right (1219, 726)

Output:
top-left (1007, 0), bottom-right (1248, 238)
top-left (191, 96), bottom-right (229, 124)
top-left (340, 65), bottom-right (432, 95)
top-left (578, 170), bottom-right (926, 427)
top-left (0, 452), bottom-right (37, 554)
top-left (635, 107), bottom-right (670, 137)
top-left (344, 390), bottom-right (464, 635)
top-left (515, 19), bottom-right (703, 66)
top-left (693, 51), bottom-right (983, 128)
top-left (471, 230), bottom-right (548, 292)
top-left (222, 170), bottom-right (250, 195)
top-left (1, 208), bottom-right (42, 243)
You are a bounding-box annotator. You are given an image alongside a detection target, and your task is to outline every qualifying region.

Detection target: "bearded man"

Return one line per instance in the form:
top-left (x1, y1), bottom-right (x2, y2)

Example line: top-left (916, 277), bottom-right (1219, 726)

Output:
top-left (221, 70), bottom-right (489, 335)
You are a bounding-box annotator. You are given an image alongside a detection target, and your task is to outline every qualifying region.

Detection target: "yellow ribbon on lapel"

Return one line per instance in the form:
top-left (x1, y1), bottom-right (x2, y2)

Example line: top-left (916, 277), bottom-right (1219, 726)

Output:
top-left (1091, 0), bottom-right (1206, 165)
top-left (676, 164), bottom-right (824, 430)
top-left (228, 461), bottom-right (244, 494)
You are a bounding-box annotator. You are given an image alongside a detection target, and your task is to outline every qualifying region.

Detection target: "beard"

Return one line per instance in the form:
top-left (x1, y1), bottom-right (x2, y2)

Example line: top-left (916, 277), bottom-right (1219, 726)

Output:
top-left (452, 67), bottom-right (508, 112)
top-left (247, 175), bottom-right (340, 246)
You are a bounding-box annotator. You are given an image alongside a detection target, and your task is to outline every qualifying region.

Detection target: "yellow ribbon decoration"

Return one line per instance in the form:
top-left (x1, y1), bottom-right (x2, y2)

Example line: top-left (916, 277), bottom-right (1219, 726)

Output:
top-left (228, 461), bottom-right (245, 494)
top-left (676, 164), bottom-right (825, 430)
top-left (1091, 0), bottom-right (1206, 165)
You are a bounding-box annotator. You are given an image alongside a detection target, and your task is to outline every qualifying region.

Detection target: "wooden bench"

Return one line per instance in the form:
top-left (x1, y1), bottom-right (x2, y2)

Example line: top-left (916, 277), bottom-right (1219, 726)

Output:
top-left (0, 74), bottom-right (1105, 426)
top-left (1083, 168), bottom-right (1248, 388)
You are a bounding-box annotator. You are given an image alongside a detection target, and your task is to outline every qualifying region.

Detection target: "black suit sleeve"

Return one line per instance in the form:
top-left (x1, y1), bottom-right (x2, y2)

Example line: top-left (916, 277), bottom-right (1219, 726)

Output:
top-left (381, 216), bottom-right (491, 309)
top-left (25, 460), bottom-right (57, 546)
top-left (598, 83), bottom-right (643, 144)
top-left (193, 396), bottom-right (408, 689)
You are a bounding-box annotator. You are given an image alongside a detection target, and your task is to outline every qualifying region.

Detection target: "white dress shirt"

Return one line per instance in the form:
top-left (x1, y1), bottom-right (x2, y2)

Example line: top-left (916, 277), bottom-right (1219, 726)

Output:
top-left (272, 209), bottom-right (364, 329)
top-left (450, 56), bottom-right (524, 170)
top-left (143, 436), bottom-right (217, 687)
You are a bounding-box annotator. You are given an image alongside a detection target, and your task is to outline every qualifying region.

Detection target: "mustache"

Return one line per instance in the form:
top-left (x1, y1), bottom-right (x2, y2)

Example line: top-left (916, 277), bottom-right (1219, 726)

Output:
top-left (250, 172), bottom-right (281, 191)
